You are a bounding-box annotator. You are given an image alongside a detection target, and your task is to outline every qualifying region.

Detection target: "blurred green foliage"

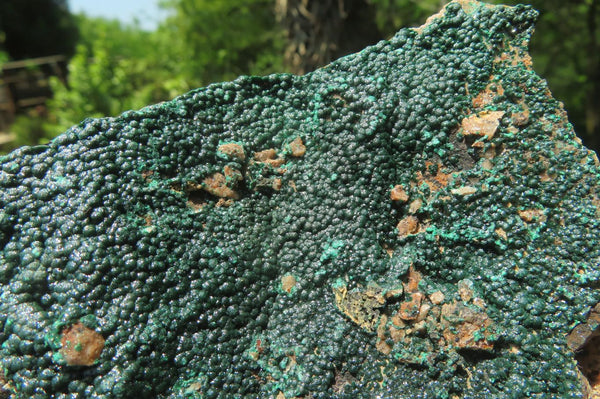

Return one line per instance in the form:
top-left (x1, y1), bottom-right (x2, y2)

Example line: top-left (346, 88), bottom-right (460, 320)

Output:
top-left (44, 16), bottom-right (189, 136)
top-left (0, 49), bottom-right (7, 65)
top-left (370, 0), bottom-right (446, 34)
top-left (1, 0), bottom-right (598, 154)
top-left (5, 1), bottom-right (287, 150)
top-left (7, 15), bottom-right (187, 147)
top-left (159, 0), bottom-right (286, 86)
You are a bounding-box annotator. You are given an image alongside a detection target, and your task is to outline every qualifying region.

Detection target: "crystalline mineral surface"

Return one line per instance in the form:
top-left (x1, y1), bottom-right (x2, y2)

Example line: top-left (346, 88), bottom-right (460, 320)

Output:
top-left (1, 1), bottom-right (599, 397)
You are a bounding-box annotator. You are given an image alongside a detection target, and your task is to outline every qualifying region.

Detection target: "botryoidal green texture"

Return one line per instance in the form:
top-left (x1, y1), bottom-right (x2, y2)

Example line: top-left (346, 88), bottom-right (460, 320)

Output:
top-left (1, 1), bottom-right (600, 398)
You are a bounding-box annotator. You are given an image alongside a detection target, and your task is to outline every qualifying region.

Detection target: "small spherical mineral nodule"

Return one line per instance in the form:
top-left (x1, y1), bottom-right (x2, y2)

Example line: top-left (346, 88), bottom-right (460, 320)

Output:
top-left (59, 322), bottom-right (105, 367)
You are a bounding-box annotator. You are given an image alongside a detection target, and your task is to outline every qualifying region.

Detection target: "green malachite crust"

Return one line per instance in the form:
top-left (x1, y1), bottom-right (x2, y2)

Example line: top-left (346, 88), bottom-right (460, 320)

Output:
top-left (1, 1), bottom-right (599, 397)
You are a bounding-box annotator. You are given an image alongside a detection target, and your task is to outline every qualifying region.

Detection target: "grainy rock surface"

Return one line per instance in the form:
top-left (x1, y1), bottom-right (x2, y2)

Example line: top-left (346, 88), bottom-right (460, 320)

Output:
top-left (1, 1), bottom-right (600, 397)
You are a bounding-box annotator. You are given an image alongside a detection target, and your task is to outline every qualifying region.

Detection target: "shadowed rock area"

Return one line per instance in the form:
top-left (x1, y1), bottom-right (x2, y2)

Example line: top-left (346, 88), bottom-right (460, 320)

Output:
top-left (1, 1), bottom-right (599, 397)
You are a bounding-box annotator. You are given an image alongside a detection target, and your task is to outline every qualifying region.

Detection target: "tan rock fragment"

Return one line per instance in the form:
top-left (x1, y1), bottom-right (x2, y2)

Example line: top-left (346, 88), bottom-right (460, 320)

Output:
top-left (333, 283), bottom-right (385, 332)
top-left (289, 137), bottom-right (306, 157)
top-left (416, 303), bottom-right (432, 322)
top-left (217, 143), bottom-right (246, 160)
top-left (215, 198), bottom-right (234, 207)
top-left (440, 302), bottom-right (494, 351)
top-left (461, 110), bottom-right (505, 140)
top-left (408, 198), bottom-right (423, 213)
top-left (266, 158), bottom-right (285, 167)
top-left (567, 304), bottom-right (600, 398)
top-left (567, 303), bottom-right (600, 352)
top-left (59, 322), bottom-right (105, 366)
top-left (254, 148), bottom-right (285, 167)
top-left (406, 267), bottom-right (422, 293)
top-left (518, 208), bottom-right (546, 223)
top-left (457, 279), bottom-right (474, 302)
top-left (472, 83), bottom-right (504, 108)
top-left (390, 185), bottom-right (409, 202)
top-left (397, 216), bottom-right (419, 237)
top-left (495, 227), bottom-right (507, 240)
top-left (430, 291), bottom-right (445, 305)
top-left (398, 293), bottom-right (423, 321)
top-left (254, 148), bottom-right (277, 161)
top-left (202, 172), bottom-right (240, 199)
top-left (451, 186), bottom-right (477, 196)
top-left (389, 324), bottom-right (406, 341)
top-left (281, 274), bottom-right (297, 294)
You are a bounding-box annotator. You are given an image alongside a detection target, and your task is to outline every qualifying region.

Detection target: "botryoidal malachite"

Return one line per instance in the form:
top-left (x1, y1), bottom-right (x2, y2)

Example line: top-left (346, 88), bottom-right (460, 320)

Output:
top-left (1, 1), bottom-right (599, 397)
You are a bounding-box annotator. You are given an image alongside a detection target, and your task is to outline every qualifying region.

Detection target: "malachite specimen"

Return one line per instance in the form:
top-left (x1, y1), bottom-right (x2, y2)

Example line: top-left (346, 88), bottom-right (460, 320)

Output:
top-left (1, 0), bottom-right (599, 397)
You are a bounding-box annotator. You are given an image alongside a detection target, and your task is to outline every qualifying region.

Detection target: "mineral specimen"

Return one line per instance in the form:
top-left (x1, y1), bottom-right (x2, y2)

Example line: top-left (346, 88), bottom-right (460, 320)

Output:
top-left (1, 0), bottom-right (599, 397)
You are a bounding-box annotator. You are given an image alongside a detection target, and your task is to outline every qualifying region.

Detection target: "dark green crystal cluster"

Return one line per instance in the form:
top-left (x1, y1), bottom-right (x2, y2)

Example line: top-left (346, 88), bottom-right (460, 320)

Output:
top-left (1, 1), bottom-right (599, 397)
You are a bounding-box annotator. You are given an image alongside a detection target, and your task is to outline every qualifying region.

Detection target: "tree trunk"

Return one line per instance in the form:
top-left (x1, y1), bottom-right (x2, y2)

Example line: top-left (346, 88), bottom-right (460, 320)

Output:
top-left (275, 0), bottom-right (381, 75)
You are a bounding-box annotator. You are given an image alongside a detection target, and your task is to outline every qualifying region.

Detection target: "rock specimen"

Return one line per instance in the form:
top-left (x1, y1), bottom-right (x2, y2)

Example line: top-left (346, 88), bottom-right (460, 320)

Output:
top-left (1, 1), bottom-right (599, 397)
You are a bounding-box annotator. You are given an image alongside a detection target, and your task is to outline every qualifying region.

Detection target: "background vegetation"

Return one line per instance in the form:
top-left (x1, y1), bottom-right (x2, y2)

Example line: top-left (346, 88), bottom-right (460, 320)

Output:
top-left (0, 0), bottom-right (598, 154)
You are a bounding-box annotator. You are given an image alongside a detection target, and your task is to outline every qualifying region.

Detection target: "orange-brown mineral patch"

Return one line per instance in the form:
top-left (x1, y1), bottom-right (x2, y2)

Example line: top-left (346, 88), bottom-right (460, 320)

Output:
top-left (372, 268), bottom-right (495, 362)
top-left (255, 149), bottom-right (277, 161)
top-left (397, 216), bottom-right (419, 238)
top-left (215, 198), bottom-right (234, 207)
top-left (461, 110), bottom-right (505, 141)
top-left (201, 172), bottom-right (240, 199)
top-left (495, 44), bottom-right (533, 69)
top-left (254, 149), bottom-right (285, 167)
top-left (415, 162), bottom-right (453, 192)
top-left (333, 264), bottom-right (496, 365)
top-left (390, 185), bottom-right (409, 202)
top-left (495, 227), bottom-right (508, 240)
top-left (192, 165), bottom-right (242, 199)
top-left (405, 266), bottom-right (422, 293)
top-left (440, 302), bottom-right (494, 351)
top-left (472, 82), bottom-right (504, 109)
top-left (59, 322), bottom-right (105, 366)
top-left (289, 137), bottom-right (306, 157)
top-left (398, 293), bottom-right (424, 321)
top-left (333, 283), bottom-right (386, 332)
top-left (217, 143), bottom-right (246, 161)
top-left (518, 208), bottom-right (546, 223)
top-left (281, 275), bottom-right (297, 294)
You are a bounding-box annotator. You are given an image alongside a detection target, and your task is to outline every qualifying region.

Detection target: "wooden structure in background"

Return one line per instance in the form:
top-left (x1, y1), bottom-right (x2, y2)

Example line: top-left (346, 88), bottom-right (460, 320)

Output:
top-left (0, 55), bottom-right (67, 137)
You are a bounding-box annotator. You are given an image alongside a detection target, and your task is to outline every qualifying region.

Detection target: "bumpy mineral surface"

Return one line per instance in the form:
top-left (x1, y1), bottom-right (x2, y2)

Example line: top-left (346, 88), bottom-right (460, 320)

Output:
top-left (1, 1), bottom-right (600, 398)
